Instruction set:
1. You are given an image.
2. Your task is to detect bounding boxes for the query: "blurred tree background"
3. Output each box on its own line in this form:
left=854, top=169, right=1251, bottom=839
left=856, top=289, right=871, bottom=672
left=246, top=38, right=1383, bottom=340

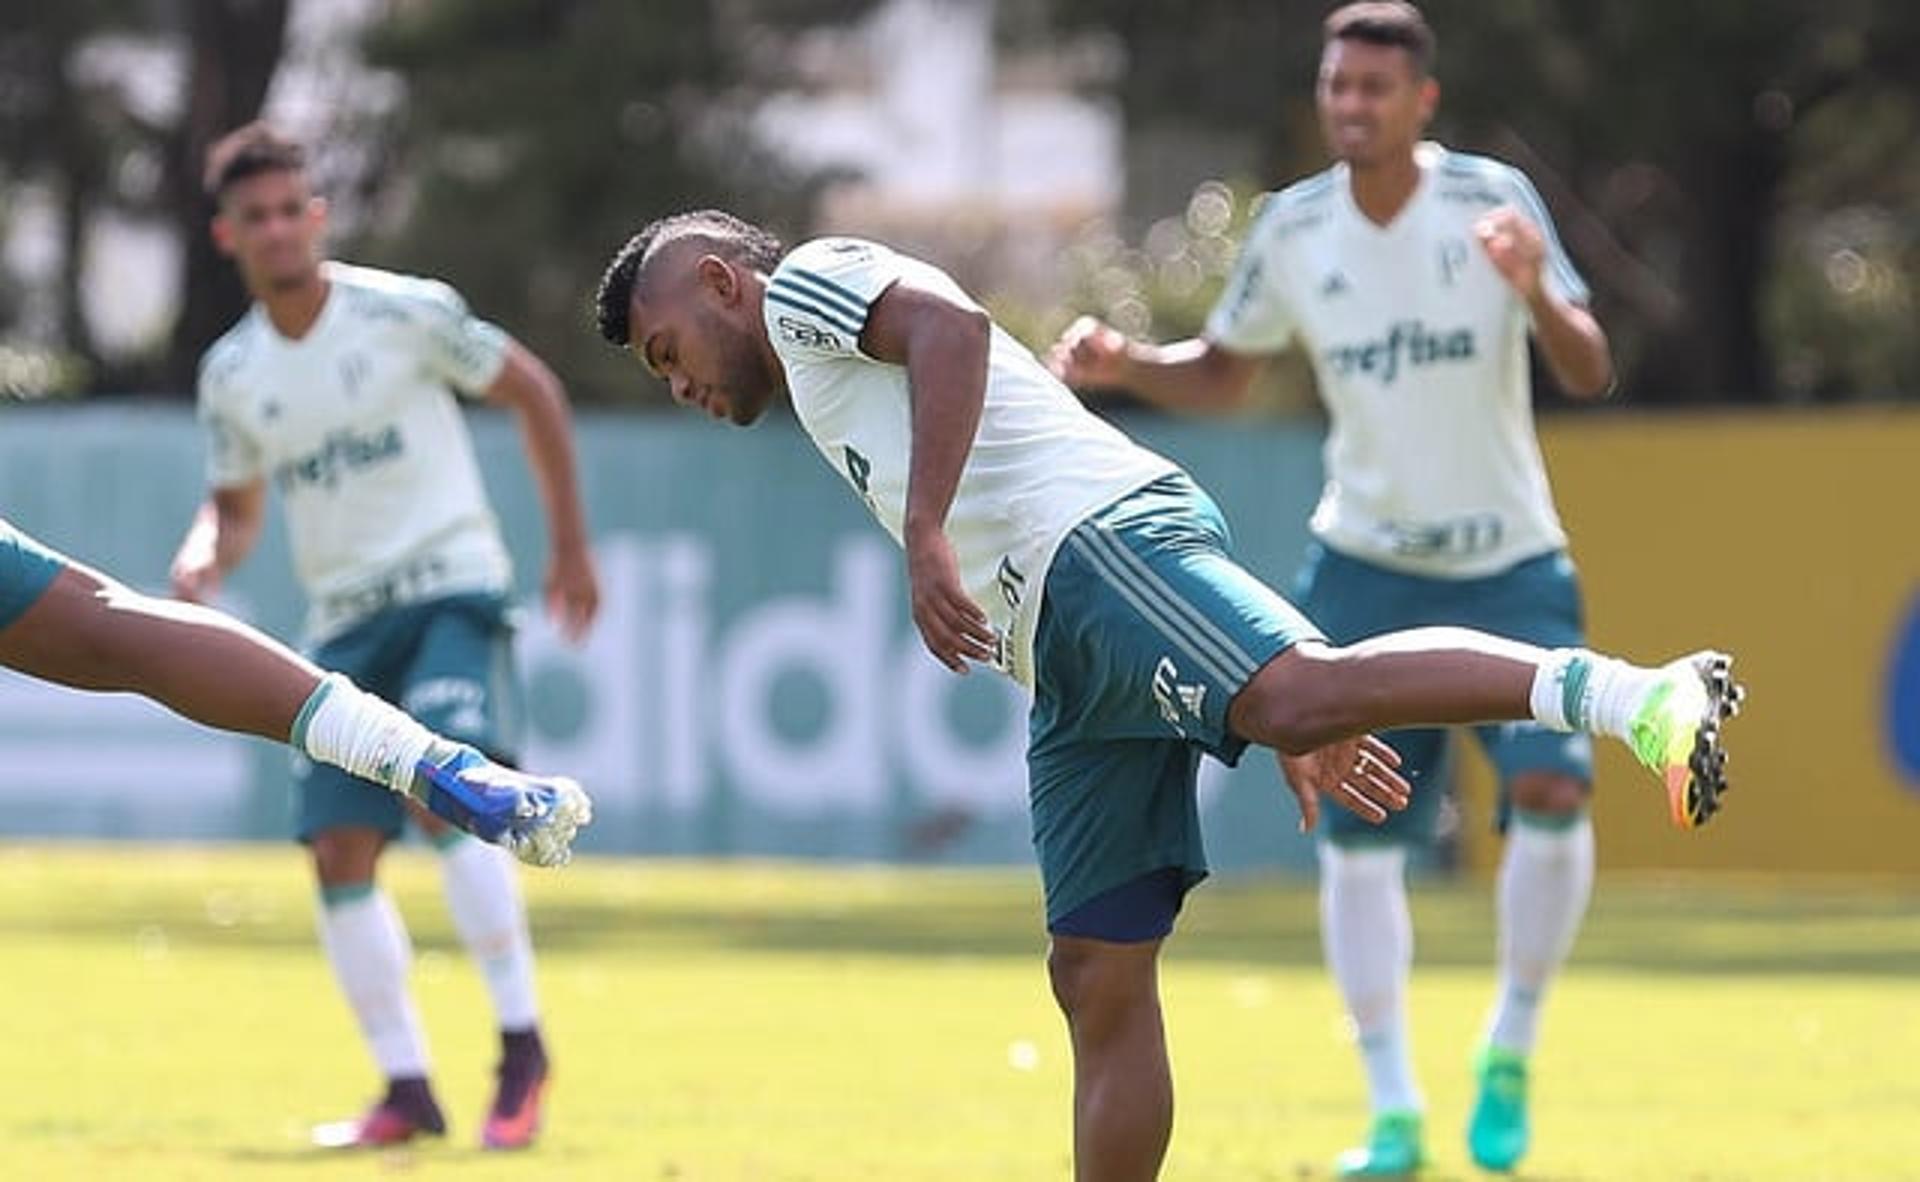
left=1, top=0, right=1915, bottom=406
left=353, top=0, right=874, bottom=404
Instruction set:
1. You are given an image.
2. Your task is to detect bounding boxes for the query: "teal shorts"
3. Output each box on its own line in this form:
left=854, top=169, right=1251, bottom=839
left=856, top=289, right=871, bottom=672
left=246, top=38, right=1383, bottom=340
left=1295, top=543, right=1593, bottom=845
left=296, top=593, right=523, bottom=842
left=1028, top=474, right=1323, bottom=933
left=0, top=518, right=67, bottom=633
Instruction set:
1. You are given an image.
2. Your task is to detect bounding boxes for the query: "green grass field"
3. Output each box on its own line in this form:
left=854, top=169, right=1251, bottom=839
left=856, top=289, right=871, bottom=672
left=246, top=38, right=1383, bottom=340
left=2, top=846, right=1915, bottom=1181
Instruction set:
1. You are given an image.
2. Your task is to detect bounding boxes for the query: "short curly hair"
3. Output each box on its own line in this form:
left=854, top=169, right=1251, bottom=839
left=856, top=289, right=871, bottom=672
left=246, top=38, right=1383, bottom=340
left=1324, top=2, right=1436, bottom=76
left=204, top=122, right=307, bottom=199
left=593, top=210, right=784, bottom=347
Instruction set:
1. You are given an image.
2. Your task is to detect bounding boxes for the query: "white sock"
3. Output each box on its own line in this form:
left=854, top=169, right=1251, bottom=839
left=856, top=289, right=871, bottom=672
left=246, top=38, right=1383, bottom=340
left=1319, top=843, right=1421, bottom=1116
left=1485, top=812, right=1595, bottom=1055
left=294, top=673, right=455, bottom=800
left=318, top=887, right=431, bottom=1079
left=437, top=834, right=541, bottom=1031
left=1528, top=649, right=1659, bottom=739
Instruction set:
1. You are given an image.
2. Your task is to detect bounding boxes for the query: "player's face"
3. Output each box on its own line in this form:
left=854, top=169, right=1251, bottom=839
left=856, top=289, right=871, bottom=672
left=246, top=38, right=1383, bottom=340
left=213, top=169, right=325, bottom=291
left=630, top=257, right=777, bottom=427
left=1315, top=40, right=1437, bottom=167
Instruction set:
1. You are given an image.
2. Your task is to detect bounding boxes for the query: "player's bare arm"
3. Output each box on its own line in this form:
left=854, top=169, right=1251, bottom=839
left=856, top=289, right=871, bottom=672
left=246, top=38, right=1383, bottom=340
left=1046, top=316, right=1263, bottom=413
left=859, top=278, right=999, bottom=674
left=485, top=340, right=601, bottom=643
left=1475, top=206, right=1613, bottom=398
left=170, top=479, right=267, bottom=604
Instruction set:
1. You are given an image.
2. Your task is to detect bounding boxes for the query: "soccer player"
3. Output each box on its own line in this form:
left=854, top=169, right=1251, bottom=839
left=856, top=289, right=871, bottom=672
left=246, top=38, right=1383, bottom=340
left=1046, top=3, right=1631, bottom=1173
left=169, top=123, right=600, bottom=1149
left=591, top=209, right=1740, bottom=1182
left=0, top=519, right=589, bottom=864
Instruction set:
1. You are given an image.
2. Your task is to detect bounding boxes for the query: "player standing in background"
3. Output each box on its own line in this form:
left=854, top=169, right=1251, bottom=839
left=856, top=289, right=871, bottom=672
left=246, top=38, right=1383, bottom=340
left=0, top=518, right=589, bottom=865
left=169, top=124, right=600, bottom=1150
left=592, top=209, right=1739, bottom=1182
left=1049, top=3, right=1623, bottom=1173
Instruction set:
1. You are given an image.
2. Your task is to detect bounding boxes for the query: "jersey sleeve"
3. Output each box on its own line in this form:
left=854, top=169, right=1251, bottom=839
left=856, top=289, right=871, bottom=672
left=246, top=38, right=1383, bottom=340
left=196, top=353, right=264, bottom=489
left=401, top=279, right=513, bottom=397
left=1499, top=166, right=1590, bottom=306
left=1203, top=202, right=1295, bottom=354
left=764, top=238, right=907, bottom=361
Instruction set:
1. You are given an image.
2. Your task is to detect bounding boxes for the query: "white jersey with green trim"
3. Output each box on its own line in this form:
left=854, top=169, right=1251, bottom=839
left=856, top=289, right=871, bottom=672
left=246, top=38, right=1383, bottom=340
left=1206, top=142, right=1589, bottom=579
left=197, top=261, right=513, bottom=640
left=765, top=237, right=1178, bottom=688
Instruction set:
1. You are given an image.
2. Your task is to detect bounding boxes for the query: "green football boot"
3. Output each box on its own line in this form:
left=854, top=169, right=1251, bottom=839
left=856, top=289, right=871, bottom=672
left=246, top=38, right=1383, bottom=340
left=1467, top=1046, right=1529, bottom=1172
left=1625, top=651, right=1744, bottom=828
left=1335, top=1110, right=1425, bottom=1178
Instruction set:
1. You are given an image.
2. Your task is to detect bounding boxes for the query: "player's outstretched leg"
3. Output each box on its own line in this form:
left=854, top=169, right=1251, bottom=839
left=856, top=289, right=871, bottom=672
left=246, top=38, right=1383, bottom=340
left=1226, top=629, right=1744, bottom=828
left=0, top=560, right=592, bottom=863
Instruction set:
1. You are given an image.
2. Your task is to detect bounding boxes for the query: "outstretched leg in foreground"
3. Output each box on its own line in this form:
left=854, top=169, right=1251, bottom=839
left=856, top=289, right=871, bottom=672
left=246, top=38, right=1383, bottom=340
left=0, top=561, right=590, bottom=863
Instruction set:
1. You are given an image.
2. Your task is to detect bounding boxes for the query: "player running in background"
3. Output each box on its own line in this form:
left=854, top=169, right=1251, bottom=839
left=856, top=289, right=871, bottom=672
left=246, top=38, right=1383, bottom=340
left=169, top=124, right=600, bottom=1150
left=0, top=518, right=588, bottom=864
left=1047, top=3, right=1634, bottom=1173
left=591, top=209, right=1740, bottom=1182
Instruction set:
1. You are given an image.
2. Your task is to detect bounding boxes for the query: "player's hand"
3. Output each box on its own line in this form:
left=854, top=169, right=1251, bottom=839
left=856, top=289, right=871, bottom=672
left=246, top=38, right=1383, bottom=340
left=544, top=541, right=600, bottom=645
left=169, top=548, right=223, bottom=605
left=1045, top=315, right=1133, bottom=391
left=1474, top=207, right=1547, bottom=301
left=1276, top=734, right=1409, bottom=834
left=905, top=525, right=997, bottom=674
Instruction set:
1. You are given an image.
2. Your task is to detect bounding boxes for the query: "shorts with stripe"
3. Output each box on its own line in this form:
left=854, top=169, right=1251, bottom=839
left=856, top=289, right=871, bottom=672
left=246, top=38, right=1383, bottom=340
left=1028, top=473, right=1323, bottom=932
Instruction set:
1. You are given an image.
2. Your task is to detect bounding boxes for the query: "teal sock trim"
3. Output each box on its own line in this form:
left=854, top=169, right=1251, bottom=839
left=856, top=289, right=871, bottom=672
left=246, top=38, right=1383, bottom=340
left=1510, top=806, right=1589, bottom=832
left=1320, top=830, right=1417, bottom=850
left=319, top=882, right=375, bottom=908
left=430, top=826, right=469, bottom=852
left=1559, top=654, right=1591, bottom=731
left=1478, top=1043, right=1528, bottom=1069
left=289, top=675, right=337, bottom=749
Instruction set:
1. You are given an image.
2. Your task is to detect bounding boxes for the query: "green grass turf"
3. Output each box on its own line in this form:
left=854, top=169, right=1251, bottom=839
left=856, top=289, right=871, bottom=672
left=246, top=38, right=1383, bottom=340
left=1, top=845, right=1915, bottom=1180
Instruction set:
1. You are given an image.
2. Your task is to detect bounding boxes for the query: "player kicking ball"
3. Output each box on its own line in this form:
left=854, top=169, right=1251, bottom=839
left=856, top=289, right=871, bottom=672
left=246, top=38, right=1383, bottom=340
left=0, top=519, right=589, bottom=864
left=591, top=210, right=1741, bottom=1182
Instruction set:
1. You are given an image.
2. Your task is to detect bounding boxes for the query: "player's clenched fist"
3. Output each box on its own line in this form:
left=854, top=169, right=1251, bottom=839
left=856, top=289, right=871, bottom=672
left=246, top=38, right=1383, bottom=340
left=1473, top=206, right=1548, bottom=300
left=1045, top=315, right=1133, bottom=391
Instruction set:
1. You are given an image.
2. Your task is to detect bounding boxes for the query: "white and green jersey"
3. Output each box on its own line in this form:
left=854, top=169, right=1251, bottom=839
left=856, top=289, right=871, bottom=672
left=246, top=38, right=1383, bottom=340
left=1206, top=142, right=1588, bottom=578
left=766, top=237, right=1178, bottom=687
left=198, top=261, right=513, bottom=640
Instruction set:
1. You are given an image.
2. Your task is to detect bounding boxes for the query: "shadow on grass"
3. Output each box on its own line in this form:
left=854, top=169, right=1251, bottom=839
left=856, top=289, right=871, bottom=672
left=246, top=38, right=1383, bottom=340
left=5, top=857, right=1917, bottom=978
